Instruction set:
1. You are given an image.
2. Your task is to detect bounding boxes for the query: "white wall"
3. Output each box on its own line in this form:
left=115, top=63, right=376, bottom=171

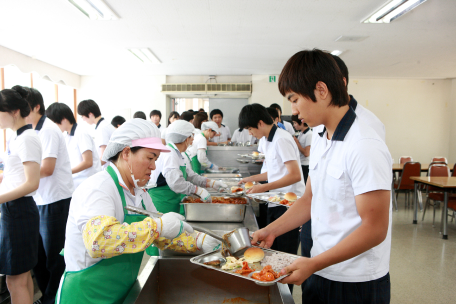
left=249, top=75, right=287, bottom=111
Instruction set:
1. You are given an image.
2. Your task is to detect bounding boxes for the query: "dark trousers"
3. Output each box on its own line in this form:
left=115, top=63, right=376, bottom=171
left=302, top=273, right=391, bottom=304
left=301, top=165, right=309, bottom=184
left=300, top=220, right=312, bottom=299
left=267, top=206, right=300, bottom=293
left=33, top=197, right=71, bottom=304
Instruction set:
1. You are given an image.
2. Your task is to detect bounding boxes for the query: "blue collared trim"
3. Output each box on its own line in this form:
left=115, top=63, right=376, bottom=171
left=349, top=95, right=358, bottom=111
left=95, top=117, right=104, bottom=130
left=35, top=115, right=46, bottom=131
left=17, top=124, right=32, bottom=136
left=317, top=107, right=356, bottom=141
left=70, top=123, right=77, bottom=136
left=267, top=124, right=278, bottom=142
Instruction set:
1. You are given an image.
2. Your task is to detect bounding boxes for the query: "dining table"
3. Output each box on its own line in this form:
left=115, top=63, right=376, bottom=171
left=392, top=163, right=454, bottom=173
left=410, top=176, right=456, bottom=239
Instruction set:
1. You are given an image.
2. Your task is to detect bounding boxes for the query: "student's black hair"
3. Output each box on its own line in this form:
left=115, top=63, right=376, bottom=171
left=149, top=110, right=162, bottom=119
left=77, top=99, right=101, bottom=118
left=46, top=102, right=76, bottom=124
left=111, top=116, right=126, bottom=128
left=238, top=104, right=273, bottom=129
left=0, top=88, right=31, bottom=118
left=198, top=108, right=205, bottom=112
left=331, top=54, right=349, bottom=87
left=12, top=85, right=45, bottom=115
left=270, top=103, right=282, bottom=114
left=210, top=109, right=223, bottom=119
left=167, top=111, right=180, bottom=126
left=193, top=112, right=208, bottom=130
left=187, top=109, right=194, bottom=113
left=279, top=49, right=349, bottom=107
left=133, top=111, right=146, bottom=120
left=266, top=107, right=279, bottom=120
left=180, top=111, right=193, bottom=122
left=292, top=114, right=308, bottom=127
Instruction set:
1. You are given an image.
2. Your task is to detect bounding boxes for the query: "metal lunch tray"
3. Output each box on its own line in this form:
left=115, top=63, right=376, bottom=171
left=247, top=192, right=300, bottom=208
left=181, top=195, right=249, bottom=222
left=236, top=158, right=251, bottom=164
left=190, top=247, right=300, bottom=286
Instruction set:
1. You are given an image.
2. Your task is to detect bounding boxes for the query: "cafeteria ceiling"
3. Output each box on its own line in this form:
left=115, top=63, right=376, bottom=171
left=1, top=0, right=455, bottom=79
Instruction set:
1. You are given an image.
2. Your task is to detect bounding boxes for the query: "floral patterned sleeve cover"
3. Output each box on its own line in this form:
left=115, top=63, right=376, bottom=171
left=83, top=215, right=200, bottom=258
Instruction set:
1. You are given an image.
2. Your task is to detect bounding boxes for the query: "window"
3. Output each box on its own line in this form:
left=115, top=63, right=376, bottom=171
left=174, top=98, right=209, bottom=113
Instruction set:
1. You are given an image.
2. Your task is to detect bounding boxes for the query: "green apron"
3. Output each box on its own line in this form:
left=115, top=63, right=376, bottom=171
left=190, top=132, right=206, bottom=174
left=56, top=166, right=149, bottom=304
left=148, top=143, right=188, bottom=217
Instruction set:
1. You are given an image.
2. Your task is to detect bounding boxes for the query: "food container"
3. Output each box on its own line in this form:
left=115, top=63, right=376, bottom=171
left=224, top=227, right=252, bottom=253
left=181, top=196, right=248, bottom=222
left=191, top=247, right=300, bottom=286
left=205, top=167, right=240, bottom=173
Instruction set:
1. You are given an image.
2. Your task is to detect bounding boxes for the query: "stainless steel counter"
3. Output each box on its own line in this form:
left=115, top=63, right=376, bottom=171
left=207, top=146, right=262, bottom=175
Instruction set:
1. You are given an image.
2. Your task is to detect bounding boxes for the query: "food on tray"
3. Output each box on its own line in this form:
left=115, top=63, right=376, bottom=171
left=251, top=265, right=280, bottom=282
left=284, top=192, right=297, bottom=202
left=244, top=182, right=254, bottom=190
left=235, top=261, right=255, bottom=275
left=261, top=253, right=297, bottom=272
left=203, top=260, right=221, bottom=266
left=243, top=247, right=265, bottom=263
left=231, top=186, right=244, bottom=193
left=221, top=257, right=245, bottom=270
left=268, top=195, right=281, bottom=202
left=252, top=152, right=259, bottom=157
left=184, top=197, right=247, bottom=205
left=279, top=199, right=294, bottom=206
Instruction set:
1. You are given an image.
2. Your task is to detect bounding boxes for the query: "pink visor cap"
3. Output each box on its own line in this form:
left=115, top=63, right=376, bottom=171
left=131, top=137, right=171, bottom=152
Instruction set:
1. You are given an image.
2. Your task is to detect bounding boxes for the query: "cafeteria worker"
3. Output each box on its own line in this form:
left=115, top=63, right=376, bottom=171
left=56, top=119, right=220, bottom=304
left=149, top=120, right=228, bottom=215
left=188, top=121, right=222, bottom=174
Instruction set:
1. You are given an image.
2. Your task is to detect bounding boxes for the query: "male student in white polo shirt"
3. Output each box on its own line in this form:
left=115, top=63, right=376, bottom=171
left=18, top=85, right=74, bottom=304
left=209, top=109, right=231, bottom=144
left=252, top=49, right=392, bottom=304
left=238, top=103, right=305, bottom=293
left=46, top=103, right=101, bottom=190
left=77, top=99, right=115, bottom=169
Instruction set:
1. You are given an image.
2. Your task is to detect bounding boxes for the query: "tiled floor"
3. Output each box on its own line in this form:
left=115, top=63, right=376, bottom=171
left=291, top=195, right=456, bottom=304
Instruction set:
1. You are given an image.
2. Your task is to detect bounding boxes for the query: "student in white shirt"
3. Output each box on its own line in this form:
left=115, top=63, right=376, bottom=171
left=46, top=103, right=101, bottom=190
left=238, top=103, right=305, bottom=293
left=77, top=99, right=116, bottom=170
left=231, top=128, right=256, bottom=144
left=160, top=111, right=180, bottom=145
left=291, top=115, right=312, bottom=182
left=209, top=109, right=231, bottom=144
left=20, top=86, right=74, bottom=304
left=270, top=103, right=295, bottom=135
left=149, top=109, right=163, bottom=131
left=253, top=49, right=392, bottom=304
left=0, top=88, right=42, bottom=304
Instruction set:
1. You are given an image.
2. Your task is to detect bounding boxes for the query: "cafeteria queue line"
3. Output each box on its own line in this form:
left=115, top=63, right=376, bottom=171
left=0, top=49, right=453, bottom=304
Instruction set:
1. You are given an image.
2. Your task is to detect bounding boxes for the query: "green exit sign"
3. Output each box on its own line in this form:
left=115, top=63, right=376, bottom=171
left=269, top=76, right=277, bottom=83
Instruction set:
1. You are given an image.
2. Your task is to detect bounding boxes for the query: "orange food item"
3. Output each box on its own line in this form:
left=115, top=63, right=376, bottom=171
left=186, top=197, right=247, bottom=205
left=231, top=188, right=243, bottom=193
left=251, top=265, right=280, bottom=282
left=235, top=261, right=254, bottom=275
left=279, top=199, right=289, bottom=205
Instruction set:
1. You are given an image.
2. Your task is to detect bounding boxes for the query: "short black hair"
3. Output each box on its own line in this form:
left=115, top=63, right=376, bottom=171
left=180, top=111, right=193, bottom=122
left=46, top=102, right=76, bottom=124
left=78, top=99, right=101, bottom=118
left=168, top=111, right=180, bottom=126
left=239, top=104, right=273, bottom=129
left=133, top=111, right=146, bottom=120
left=331, top=54, right=349, bottom=87
left=266, top=107, right=279, bottom=120
left=291, top=114, right=302, bottom=125
left=279, top=49, right=348, bottom=107
left=13, top=85, right=45, bottom=115
left=199, top=108, right=205, bottom=112
left=210, top=109, right=223, bottom=119
left=270, top=103, right=282, bottom=113
left=188, top=109, right=194, bottom=112
left=111, top=116, right=126, bottom=128
left=149, top=110, right=162, bottom=119
left=0, top=88, right=31, bottom=118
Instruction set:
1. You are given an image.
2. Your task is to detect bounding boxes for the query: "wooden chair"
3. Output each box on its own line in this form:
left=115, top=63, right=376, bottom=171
left=422, top=163, right=451, bottom=226
left=394, top=162, right=421, bottom=207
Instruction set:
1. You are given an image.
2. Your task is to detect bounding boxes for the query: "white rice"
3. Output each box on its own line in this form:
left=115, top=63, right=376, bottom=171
left=260, top=253, right=297, bottom=271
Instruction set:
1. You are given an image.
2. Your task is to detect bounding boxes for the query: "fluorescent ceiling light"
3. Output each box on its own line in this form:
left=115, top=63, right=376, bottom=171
left=128, top=48, right=162, bottom=64
left=331, top=50, right=343, bottom=56
left=362, top=0, right=427, bottom=23
left=68, top=0, right=119, bottom=20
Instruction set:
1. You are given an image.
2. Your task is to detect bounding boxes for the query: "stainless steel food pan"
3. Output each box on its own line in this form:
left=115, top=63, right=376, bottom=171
left=181, top=197, right=247, bottom=222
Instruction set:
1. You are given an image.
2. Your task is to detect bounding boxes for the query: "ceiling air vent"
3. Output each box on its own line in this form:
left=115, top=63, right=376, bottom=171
left=161, top=83, right=252, bottom=94
left=335, top=36, right=369, bottom=42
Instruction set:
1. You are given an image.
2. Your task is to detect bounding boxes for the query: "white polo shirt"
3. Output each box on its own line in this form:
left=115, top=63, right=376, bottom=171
left=231, top=128, right=256, bottom=144
left=187, top=133, right=207, bottom=157
left=264, top=125, right=305, bottom=206
left=95, top=118, right=116, bottom=170
left=309, top=107, right=392, bottom=282
left=0, top=126, right=42, bottom=196
left=65, top=123, right=101, bottom=190
left=64, top=164, right=157, bottom=271
left=297, top=128, right=313, bottom=166
left=34, top=116, right=74, bottom=205
left=210, top=124, right=231, bottom=143
left=160, top=127, right=167, bottom=139
left=257, top=137, right=268, bottom=174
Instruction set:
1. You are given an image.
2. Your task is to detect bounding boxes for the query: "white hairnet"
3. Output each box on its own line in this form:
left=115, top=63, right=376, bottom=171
left=165, top=120, right=195, bottom=144
left=102, top=118, right=161, bottom=162
left=201, top=121, right=220, bottom=133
